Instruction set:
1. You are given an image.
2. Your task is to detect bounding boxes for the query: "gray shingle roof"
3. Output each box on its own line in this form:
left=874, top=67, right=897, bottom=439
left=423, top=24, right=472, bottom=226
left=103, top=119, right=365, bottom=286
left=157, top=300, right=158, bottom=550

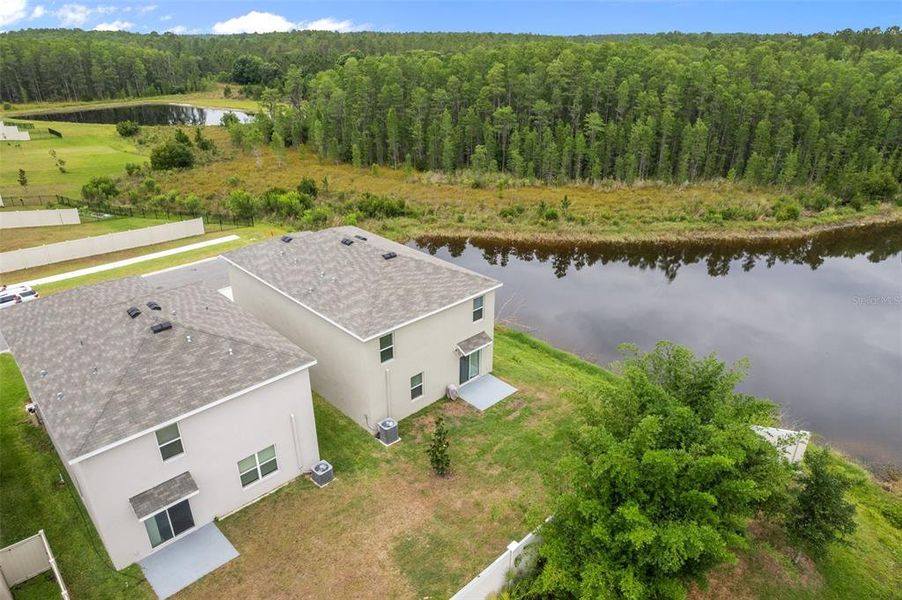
left=222, top=226, right=500, bottom=341
left=0, top=277, right=314, bottom=462
left=456, top=331, right=493, bottom=356
left=130, top=471, right=198, bottom=519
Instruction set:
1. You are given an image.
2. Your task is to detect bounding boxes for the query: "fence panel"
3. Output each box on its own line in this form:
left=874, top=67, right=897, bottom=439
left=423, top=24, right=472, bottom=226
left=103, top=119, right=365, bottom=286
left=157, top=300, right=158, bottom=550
left=451, top=529, right=543, bottom=600
left=0, top=218, right=206, bottom=272
left=0, top=531, right=68, bottom=599
left=0, top=209, right=80, bottom=229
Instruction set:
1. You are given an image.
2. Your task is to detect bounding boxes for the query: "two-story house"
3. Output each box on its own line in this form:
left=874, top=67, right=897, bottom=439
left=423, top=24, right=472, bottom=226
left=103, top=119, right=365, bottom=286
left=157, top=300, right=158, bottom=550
left=1, top=277, right=321, bottom=569
left=222, top=226, right=503, bottom=435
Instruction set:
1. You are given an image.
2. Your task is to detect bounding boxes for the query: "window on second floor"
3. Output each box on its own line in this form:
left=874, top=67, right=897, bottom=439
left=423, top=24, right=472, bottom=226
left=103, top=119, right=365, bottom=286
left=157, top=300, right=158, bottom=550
left=473, top=296, right=484, bottom=322
left=379, top=333, right=394, bottom=363
left=155, top=423, right=183, bottom=461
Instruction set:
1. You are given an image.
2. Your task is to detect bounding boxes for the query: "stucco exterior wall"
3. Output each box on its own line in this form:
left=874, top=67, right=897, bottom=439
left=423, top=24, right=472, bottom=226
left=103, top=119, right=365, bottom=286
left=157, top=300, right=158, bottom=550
left=228, top=261, right=495, bottom=431
left=71, top=368, right=318, bottom=569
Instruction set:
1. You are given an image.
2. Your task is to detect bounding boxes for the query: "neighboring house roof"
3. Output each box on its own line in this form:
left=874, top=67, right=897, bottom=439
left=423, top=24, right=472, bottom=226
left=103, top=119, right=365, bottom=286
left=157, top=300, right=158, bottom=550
left=1, top=277, right=315, bottom=463
left=222, top=226, right=501, bottom=341
left=130, top=471, right=198, bottom=520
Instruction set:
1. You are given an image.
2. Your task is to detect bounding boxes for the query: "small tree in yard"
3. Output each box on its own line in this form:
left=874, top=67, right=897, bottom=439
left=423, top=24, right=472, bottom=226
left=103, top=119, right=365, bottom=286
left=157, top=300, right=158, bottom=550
left=17, top=168, right=27, bottom=191
left=116, top=120, right=140, bottom=137
left=428, top=416, right=451, bottom=476
left=228, top=190, right=258, bottom=221
left=786, top=447, right=857, bottom=561
left=536, top=342, right=792, bottom=600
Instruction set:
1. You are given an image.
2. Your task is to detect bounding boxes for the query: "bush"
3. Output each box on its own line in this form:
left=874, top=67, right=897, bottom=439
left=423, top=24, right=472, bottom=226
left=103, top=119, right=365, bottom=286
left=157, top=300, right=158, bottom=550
left=304, top=206, right=330, bottom=227
left=124, top=162, right=143, bottom=177
left=182, top=194, right=203, bottom=216
left=228, top=190, right=258, bottom=220
left=797, top=188, right=837, bottom=212
left=786, top=447, right=857, bottom=560
left=356, top=193, right=410, bottom=219
left=499, top=204, right=526, bottom=220
left=150, top=140, right=194, bottom=170
left=220, top=112, right=240, bottom=128
left=772, top=196, right=802, bottom=221
left=542, top=208, right=559, bottom=221
left=427, top=416, right=450, bottom=476
left=298, top=176, right=318, bottom=198
left=115, top=120, right=140, bottom=137
left=81, top=176, right=119, bottom=205
left=173, top=129, right=193, bottom=147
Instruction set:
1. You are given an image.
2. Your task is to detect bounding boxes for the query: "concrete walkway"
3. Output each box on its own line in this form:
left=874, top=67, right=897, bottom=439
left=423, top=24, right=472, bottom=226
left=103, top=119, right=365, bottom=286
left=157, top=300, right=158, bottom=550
left=459, top=374, right=518, bottom=411
left=12, top=235, right=238, bottom=287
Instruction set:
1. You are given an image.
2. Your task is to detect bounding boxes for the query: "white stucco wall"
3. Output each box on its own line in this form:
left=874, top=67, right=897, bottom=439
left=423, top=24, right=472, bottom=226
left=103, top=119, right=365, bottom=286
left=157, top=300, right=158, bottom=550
left=228, top=262, right=495, bottom=431
left=70, top=367, right=319, bottom=569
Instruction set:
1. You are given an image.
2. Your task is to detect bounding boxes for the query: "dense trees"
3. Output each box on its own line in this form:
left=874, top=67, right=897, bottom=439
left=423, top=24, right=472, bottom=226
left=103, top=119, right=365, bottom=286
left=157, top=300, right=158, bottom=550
left=3, top=29, right=900, bottom=188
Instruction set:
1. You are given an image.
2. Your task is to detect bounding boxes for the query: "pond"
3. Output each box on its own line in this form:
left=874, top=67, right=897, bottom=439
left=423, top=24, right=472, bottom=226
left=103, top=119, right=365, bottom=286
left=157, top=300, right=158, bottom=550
left=413, top=224, right=902, bottom=469
left=16, top=104, right=252, bottom=126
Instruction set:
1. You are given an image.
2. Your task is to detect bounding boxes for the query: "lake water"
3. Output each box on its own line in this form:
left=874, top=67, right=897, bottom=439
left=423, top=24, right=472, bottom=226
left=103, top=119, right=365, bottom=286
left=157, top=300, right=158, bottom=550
left=413, top=225, right=902, bottom=468
left=17, top=104, right=252, bottom=126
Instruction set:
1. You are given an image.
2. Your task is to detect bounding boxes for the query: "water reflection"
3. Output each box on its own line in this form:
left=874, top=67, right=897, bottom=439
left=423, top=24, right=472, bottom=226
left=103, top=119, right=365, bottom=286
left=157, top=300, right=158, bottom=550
left=418, top=223, right=902, bottom=281
left=413, top=223, right=902, bottom=468
left=18, top=104, right=252, bottom=126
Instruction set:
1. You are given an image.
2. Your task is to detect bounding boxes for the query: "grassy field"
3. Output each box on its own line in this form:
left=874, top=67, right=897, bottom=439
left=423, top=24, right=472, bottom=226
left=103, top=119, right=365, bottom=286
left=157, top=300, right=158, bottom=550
left=0, top=331, right=898, bottom=599
left=0, top=216, right=171, bottom=252
left=0, top=120, right=146, bottom=198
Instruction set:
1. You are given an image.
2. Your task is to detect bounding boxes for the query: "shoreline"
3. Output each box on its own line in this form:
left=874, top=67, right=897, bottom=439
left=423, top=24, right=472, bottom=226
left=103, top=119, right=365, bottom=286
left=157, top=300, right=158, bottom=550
left=409, top=211, right=902, bottom=248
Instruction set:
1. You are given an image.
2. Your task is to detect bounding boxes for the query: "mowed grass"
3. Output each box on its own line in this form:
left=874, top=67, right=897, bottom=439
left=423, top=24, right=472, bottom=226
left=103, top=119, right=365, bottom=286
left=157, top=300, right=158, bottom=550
left=0, top=354, right=154, bottom=599
left=0, top=120, right=146, bottom=198
left=0, top=216, right=171, bottom=252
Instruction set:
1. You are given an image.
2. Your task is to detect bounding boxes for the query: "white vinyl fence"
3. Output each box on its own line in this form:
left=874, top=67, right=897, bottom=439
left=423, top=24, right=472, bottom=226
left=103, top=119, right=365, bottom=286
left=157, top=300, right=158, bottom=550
left=0, top=209, right=80, bottom=229
left=452, top=520, right=548, bottom=600
left=0, top=530, right=68, bottom=599
left=0, top=218, right=205, bottom=272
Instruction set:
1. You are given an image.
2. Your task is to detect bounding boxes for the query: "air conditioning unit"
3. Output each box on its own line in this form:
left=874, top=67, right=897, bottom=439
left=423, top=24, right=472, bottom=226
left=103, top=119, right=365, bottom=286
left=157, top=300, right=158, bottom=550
left=311, top=460, right=334, bottom=487
left=446, top=384, right=460, bottom=400
left=377, top=418, right=400, bottom=446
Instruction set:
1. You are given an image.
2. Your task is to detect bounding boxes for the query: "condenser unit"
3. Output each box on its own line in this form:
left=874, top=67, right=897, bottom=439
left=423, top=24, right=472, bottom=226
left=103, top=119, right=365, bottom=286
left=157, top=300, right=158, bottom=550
left=377, top=418, right=400, bottom=446
left=311, top=460, right=334, bottom=487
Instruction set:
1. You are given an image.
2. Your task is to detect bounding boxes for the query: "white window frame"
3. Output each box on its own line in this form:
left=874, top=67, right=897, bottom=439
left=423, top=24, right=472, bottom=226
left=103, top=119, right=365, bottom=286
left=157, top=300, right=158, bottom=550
left=472, top=296, right=484, bottom=322
left=238, top=445, right=279, bottom=489
left=143, top=496, right=196, bottom=549
left=410, top=372, right=424, bottom=401
left=155, top=423, right=184, bottom=462
left=379, top=333, right=395, bottom=363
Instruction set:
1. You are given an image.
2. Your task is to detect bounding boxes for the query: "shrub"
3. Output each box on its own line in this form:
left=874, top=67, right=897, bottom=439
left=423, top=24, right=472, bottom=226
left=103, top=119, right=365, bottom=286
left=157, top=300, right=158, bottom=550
left=220, top=112, right=240, bottom=128
left=297, top=176, right=318, bottom=198
left=304, top=206, right=330, bottom=227
left=786, top=447, right=857, bottom=561
left=182, top=194, right=203, bottom=216
left=228, top=190, right=258, bottom=220
left=356, top=193, right=410, bottom=219
left=194, top=127, right=215, bottom=152
left=173, top=129, right=193, bottom=147
left=124, top=162, right=143, bottom=177
left=427, top=416, right=450, bottom=476
left=115, top=120, right=140, bottom=137
left=797, top=188, right=837, bottom=212
left=773, top=196, right=802, bottom=221
left=81, top=176, right=119, bottom=205
left=542, top=208, right=560, bottom=221
left=150, top=140, right=194, bottom=170
left=499, top=204, right=526, bottom=220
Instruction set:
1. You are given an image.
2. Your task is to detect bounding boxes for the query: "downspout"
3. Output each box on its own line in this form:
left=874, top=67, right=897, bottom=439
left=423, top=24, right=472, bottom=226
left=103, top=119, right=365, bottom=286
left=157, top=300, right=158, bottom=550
left=384, top=367, right=392, bottom=419
left=289, top=413, right=304, bottom=471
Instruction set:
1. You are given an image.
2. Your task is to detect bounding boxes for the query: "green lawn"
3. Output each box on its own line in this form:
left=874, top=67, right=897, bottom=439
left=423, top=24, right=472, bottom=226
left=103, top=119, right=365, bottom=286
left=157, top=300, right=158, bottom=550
left=0, top=120, right=146, bottom=198
left=0, top=354, right=153, bottom=599
left=1, top=331, right=898, bottom=599
left=0, top=216, right=171, bottom=252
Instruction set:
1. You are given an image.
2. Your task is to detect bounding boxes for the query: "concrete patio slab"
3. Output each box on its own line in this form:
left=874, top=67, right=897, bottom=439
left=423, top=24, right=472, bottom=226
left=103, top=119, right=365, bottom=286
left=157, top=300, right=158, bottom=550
left=139, top=523, right=238, bottom=599
left=459, top=374, right=517, bottom=411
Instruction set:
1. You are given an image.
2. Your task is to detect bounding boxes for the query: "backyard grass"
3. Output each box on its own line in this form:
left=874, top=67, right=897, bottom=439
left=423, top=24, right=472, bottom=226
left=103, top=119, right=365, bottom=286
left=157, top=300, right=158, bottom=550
left=0, top=331, right=898, bottom=599
left=0, top=354, right=154, bottom=599
left=0, top=216, right=171, bottom=252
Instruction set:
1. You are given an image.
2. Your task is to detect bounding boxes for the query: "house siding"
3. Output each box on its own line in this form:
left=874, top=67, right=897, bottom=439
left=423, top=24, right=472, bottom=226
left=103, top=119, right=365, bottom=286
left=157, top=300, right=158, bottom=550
left=72, top=368, right=318, bottom=569
left=228, top=262, right=496, bottom=431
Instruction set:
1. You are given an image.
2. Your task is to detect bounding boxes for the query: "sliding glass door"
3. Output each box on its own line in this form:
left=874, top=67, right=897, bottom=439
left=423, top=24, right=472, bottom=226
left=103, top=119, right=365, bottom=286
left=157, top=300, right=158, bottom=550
left=459, top=349, right=481, bottom=384
left=145, top=499, right=195, bottom=548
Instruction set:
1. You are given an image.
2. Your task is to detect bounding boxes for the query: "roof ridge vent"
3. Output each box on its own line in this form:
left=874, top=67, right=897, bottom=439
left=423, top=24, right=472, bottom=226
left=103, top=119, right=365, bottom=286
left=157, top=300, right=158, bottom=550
left=341, top=238, right=354, bottom=246
left=382, top=251, right=398, bottom=260
left=281, top=235, right=293, bottom=243
left=127, top=306, right=141, bottom=319
left=150, top=321, right=173, bottom=334
left=146, top=301, right=161, bottom=311
left=354, top=234, right=367, bottom=241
